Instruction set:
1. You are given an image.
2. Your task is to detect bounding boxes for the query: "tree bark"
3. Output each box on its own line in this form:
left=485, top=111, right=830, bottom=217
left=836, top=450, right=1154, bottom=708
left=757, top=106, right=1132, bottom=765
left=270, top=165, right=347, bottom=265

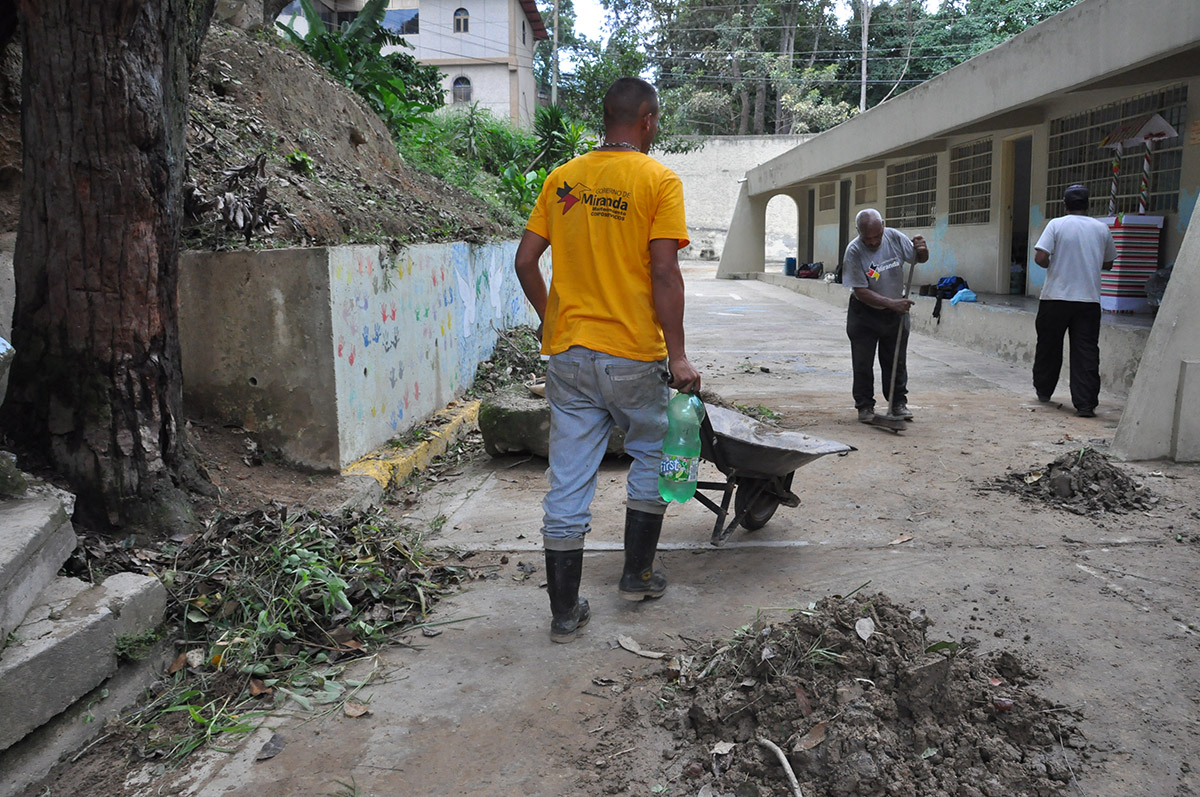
left=732, top=58, right=749, bottom=135
left=859, top=0, right=874, bottom=112
left=5, top=0, right=214, bottom=531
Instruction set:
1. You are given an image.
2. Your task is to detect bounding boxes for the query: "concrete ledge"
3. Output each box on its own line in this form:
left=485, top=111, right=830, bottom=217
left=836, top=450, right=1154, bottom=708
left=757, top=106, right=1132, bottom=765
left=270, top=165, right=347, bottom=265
left=0, top=497, right=76, bottom=642
left=0, top=579, right=117, bottom=752
left=0, top=642, right=172, bottom=797
left=743, top=272, right=1151, bottom=397
left=342, top=400, right=480, bottom=489
left=0, top=572, right=168, bottom=755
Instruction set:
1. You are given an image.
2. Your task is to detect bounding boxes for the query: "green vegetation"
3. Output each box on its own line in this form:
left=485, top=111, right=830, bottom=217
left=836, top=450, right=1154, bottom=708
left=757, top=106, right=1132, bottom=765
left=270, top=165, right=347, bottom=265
left=122, top=507, right=469, bottom=765
left=115, top=627, right=165, bottom=662
left=278, top=0, right=442, bottom=136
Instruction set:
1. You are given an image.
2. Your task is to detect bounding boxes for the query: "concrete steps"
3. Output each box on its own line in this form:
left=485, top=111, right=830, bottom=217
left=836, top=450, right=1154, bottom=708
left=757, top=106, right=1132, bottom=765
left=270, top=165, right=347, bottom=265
left=0, top=486, right=168, bottom=797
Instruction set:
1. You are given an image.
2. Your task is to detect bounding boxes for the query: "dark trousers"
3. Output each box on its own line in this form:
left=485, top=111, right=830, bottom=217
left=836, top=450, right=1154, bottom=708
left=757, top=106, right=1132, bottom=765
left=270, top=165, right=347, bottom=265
left=1033, top=300, right=1101, bottom=411
left=847, top=296, right=908, bottom=411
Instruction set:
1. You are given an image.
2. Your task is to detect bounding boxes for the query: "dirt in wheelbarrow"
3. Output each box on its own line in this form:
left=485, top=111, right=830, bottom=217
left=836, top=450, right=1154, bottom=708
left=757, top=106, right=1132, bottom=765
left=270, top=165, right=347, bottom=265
left=584, top=592, right=1088, bottom=797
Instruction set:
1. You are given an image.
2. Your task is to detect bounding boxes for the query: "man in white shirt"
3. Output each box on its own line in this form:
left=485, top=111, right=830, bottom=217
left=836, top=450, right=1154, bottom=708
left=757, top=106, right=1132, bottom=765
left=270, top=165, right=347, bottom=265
left=1032, top=185, right=1116, bottom=417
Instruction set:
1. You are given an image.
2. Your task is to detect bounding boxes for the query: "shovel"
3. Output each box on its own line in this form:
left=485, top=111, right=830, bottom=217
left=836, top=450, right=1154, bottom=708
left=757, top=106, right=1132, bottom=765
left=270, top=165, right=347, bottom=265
left=871, top=257, right=918, bottom=433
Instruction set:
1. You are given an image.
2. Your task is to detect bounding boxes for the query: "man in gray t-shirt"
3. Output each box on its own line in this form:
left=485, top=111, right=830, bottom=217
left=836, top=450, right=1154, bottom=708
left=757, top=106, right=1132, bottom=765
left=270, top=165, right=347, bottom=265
left=1031, top=184, right=1115, bottom=417
left=842, top=209, right=929, bottom=423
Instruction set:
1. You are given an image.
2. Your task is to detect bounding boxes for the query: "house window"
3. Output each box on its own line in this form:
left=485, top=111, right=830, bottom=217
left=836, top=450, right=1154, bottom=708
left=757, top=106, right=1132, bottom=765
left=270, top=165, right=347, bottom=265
left=382, top=9, right=419, bottom=35
left=854, top=171, right=877, bottom=205
left=454, top=7, right=469, bottom=33
left=885, top=155, right=937, bottom=228
left=818, top=183, right=835, bottom=211
left=522, top=20, right=526, bottom=45
left=948, top=138, right=992, bottom=225
left=1046, top=84, right=1187, bottom=218
left=453, top=76, right=471, bottom=103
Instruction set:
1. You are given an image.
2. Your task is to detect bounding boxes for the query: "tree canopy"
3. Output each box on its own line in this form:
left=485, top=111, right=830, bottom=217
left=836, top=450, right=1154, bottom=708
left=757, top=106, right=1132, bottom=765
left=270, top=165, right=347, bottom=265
left=541, top=0, right=1080, bottom=136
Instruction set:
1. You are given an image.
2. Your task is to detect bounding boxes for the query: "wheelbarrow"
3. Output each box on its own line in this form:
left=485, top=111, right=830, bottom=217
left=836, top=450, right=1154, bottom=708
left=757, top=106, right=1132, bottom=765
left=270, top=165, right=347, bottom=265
left=694, top=403, right=854, bottom=546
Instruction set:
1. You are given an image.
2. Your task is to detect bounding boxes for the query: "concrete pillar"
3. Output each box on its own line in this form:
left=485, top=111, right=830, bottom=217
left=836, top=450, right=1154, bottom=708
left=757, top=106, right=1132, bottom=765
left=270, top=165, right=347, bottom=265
left=1111, top=219, right=1200, bottom=461
left=717, top=182, right=767, bottom=278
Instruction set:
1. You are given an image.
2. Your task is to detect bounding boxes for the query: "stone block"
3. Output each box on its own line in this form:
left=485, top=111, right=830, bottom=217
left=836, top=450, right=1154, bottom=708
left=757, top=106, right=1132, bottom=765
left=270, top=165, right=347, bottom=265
left=478, top=384, right=625, bottom=458
left=0, top=581, right=117, bottom=752
left=94, top=572, right=168, bottom=640
left=0, top=497, right=76, bottom=643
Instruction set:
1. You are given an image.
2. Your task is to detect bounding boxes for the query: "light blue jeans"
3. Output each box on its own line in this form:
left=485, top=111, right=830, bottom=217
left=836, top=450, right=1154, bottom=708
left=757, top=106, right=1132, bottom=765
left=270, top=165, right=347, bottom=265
left=541, top=346, right=670, bottom=551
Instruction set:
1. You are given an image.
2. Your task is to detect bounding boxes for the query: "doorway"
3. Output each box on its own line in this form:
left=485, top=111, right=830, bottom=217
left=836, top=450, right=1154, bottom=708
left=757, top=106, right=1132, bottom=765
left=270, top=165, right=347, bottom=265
left=837, top=179, right=852, bottom=264
left=1005, top=137, right=1032, bottom=294
left=805, top=188, right=815, bottom=264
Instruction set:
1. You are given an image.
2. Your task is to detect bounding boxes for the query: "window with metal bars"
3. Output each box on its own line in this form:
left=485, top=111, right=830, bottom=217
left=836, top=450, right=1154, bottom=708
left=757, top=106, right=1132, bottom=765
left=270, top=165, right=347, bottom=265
left=886, top=155, right=937, bottom=228
left=1046, top=84, right=1187, bottom=218
left=948, top=138, right=992, bottom=225
left=854, top=171, right=877, bottom=205
left=818, top=183, right=835, bottom=211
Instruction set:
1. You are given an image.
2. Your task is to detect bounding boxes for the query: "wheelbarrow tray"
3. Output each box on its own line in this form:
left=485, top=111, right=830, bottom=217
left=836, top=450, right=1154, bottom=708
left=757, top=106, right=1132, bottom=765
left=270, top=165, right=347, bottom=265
left=693, top=403, right=854, bottom=545
left=699, top=404, right=852, bottom=477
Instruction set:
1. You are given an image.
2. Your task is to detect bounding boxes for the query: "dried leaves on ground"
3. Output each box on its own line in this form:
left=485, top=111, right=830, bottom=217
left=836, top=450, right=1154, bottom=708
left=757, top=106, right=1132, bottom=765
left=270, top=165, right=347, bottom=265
left=590, top=593, right=1087, bottom=797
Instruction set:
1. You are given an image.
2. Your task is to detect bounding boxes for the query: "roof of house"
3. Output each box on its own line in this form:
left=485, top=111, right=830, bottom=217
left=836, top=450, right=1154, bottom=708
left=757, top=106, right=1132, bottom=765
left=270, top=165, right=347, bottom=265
left=518, top=0, right=549, bottom=40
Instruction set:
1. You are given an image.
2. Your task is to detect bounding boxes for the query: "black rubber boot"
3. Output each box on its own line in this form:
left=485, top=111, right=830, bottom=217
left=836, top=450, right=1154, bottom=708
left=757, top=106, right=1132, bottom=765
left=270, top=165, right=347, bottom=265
left=545, top=548, right=590, bottom=643
left=618, top=509, right=668, bottom=601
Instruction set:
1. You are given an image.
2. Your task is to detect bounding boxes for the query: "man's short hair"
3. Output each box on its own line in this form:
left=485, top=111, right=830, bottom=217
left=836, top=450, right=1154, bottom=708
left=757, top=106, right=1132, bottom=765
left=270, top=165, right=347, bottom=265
left=603, top=78, right=658, bottom=126
left=1063, top=184, right=1089, bottom=211
left=855, top=208, right=883, bottom=232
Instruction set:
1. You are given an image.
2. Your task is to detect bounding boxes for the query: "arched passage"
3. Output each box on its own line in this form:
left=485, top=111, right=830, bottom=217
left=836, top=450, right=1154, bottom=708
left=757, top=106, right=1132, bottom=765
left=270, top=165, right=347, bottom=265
left=765, top=193, right=800, bottom=270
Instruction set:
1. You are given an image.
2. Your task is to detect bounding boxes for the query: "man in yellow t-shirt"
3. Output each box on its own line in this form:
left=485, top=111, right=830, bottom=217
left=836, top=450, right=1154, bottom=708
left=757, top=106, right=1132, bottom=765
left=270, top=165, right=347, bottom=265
left=514, top=77, right=701, bottom=644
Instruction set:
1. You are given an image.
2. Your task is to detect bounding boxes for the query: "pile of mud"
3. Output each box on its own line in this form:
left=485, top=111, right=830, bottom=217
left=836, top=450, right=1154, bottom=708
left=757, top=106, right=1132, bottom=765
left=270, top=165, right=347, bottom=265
left=990, top=447, right=1157, bottom=515
left=590, top=593, right=1086, bottom=796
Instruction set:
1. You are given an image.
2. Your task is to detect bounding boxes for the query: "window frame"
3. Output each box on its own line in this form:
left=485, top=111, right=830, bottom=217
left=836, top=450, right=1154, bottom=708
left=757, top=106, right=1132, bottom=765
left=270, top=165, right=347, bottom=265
left=885, top=155, right=938, bottom=229
left=452, top=75, right=472, bottom=103
left=453, top=7, right=469, bottom=33
left=948, top=138, right=993, bottom=226
left=1046, top=84, right=1187, bottom=218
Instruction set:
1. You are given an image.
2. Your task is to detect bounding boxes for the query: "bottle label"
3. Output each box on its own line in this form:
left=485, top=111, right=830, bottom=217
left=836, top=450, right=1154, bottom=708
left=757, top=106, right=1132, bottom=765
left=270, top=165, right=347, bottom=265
left=659, top=454, right=698, bottom=482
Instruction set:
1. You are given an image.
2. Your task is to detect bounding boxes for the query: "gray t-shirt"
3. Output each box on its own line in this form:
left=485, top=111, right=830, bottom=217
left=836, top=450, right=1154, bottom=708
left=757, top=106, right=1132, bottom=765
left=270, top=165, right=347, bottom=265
left=1033, top=214, right=1116, bottom=303
left=842, top=227, right=916, bottom=300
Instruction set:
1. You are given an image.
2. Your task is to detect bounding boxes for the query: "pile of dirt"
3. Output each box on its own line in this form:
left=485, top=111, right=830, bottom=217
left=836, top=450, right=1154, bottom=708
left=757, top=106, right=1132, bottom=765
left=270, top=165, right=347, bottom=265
left=182, top=24, right=517, bottom=250
left=988, top=447, right=1158, bottom=515
left=589, top=593, right=1086, bottom=796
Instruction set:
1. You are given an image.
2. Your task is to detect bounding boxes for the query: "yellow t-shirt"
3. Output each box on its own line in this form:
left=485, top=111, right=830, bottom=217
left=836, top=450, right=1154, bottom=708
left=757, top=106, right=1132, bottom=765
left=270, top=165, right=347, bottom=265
left=526, top=150, right=689, bottom=361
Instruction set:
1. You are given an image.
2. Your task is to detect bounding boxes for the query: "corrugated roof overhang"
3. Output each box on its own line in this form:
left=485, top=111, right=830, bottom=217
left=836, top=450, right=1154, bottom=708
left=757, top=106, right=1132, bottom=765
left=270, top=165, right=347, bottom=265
left=519, top=0, right=549, bottom=40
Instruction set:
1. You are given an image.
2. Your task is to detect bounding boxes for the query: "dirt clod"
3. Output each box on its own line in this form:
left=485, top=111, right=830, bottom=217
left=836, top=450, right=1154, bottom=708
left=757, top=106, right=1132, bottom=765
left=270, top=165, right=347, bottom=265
left=590, top=593, right=1088, bottom=796
left=989, top=447, right=1156, bottom=515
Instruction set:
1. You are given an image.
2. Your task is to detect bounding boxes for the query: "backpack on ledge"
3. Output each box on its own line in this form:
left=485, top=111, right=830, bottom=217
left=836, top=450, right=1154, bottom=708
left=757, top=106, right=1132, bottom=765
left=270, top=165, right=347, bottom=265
left=936, top=276, right=969, bottom=299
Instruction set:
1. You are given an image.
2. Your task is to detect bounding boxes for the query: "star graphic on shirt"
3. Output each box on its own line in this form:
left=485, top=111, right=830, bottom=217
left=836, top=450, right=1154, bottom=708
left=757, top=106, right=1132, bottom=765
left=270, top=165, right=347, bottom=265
left=555, top=181, right=580, bottom=214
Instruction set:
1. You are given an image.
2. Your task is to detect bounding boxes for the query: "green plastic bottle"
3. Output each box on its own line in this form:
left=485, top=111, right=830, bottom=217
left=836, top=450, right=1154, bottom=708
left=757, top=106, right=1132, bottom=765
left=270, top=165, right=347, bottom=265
left=658, top=392, right=706, bottom=503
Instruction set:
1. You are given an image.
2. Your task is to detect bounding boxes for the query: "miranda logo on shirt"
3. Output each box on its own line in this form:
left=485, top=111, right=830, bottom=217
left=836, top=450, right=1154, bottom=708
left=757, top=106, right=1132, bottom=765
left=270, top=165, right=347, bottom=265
left=555, top=181, right=582, bottom=214
left=866, top=257, right=901, bottom=280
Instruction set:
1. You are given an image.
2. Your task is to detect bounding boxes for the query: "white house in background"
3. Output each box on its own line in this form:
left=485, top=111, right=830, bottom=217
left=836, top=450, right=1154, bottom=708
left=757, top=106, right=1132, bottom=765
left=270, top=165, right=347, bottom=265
left=280, top=0, right=548, bottom=127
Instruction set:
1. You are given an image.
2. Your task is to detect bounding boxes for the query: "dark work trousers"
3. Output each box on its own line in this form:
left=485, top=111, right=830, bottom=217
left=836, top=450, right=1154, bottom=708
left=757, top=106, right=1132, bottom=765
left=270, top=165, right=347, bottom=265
left=1033, top=299, right=1101, bottom=411
left=846, top=296, right=909, bottom=411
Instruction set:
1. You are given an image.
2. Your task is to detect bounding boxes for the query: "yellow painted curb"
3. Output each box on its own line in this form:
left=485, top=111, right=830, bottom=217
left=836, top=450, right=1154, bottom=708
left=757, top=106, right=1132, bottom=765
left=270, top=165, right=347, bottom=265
left=342, top=400, right=481, bottom=489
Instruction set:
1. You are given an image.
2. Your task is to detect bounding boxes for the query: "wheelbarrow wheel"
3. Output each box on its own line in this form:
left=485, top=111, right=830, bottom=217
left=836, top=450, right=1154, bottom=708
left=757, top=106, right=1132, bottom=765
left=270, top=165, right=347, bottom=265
left=735, top=477, right=780, bottom=531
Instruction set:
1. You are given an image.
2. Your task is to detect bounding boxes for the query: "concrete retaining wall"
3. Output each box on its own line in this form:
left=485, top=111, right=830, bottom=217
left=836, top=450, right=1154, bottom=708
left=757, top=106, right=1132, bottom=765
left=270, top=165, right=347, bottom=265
left=180, top=242, right=540, bottom=470
left=747, top=273, right=1149, bottom=397
left=656, top=136, right=813, bottom=261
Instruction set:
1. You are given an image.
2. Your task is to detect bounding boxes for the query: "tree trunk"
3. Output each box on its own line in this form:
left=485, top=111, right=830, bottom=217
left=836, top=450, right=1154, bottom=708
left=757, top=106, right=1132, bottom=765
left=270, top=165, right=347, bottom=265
left=5, top=0, right=213, bottom=531
left=732, top=59, right=750, bottom=135
left=774, top=0, right=798, bottom=134
left=859, top=0, right=874, bottom=112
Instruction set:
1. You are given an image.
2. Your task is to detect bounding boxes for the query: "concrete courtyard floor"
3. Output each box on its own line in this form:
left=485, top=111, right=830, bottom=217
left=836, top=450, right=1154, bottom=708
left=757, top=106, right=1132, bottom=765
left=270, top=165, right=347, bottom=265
left=126, top=262, right=1198, bottom=796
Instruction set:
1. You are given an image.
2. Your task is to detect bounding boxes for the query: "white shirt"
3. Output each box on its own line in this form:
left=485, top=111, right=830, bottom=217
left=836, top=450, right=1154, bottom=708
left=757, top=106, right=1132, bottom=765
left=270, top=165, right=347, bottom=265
left=1034, top=214, right=1117, bottom=303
